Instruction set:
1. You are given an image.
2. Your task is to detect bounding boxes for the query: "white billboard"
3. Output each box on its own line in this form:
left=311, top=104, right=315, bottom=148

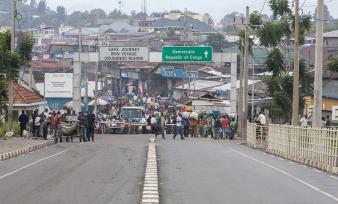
left=45, top=73, right=73, bottom=98
left=100, top=47, right=149, bottom=62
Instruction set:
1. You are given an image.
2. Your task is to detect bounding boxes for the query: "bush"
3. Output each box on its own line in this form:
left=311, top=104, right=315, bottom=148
left=0, top=122, right=20, bottom=137
left=0, top=123, right=7, bottom=137
left=13, top=121, right=20, bottom=136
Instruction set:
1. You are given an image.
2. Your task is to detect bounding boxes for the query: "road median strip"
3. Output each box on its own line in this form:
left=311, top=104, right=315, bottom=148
left=142, top=138, right=159, bottom=204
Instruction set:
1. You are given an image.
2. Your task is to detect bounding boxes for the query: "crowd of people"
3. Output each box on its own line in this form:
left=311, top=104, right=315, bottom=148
left=18, top=109, right=96, bottom=142
left=141, top=111, right=238, bottom=140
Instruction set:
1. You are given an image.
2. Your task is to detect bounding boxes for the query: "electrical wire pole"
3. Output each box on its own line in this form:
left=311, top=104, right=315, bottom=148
left=292, top=0, right=300, bottom=126
left=8, top=0, right=16, bottom=132
left=242, top=6, right=250, bottom=138
left=313, top=0, right=324, bottom=128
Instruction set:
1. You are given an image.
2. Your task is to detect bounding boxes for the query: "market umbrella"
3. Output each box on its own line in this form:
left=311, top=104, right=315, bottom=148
left=64, top=101, right=85, bottom=109
left=88, top=98, right=108, bottom=106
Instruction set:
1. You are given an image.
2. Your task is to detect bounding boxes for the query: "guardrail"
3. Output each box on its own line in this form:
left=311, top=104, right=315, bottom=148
left=267, top=124, right=338, bottom=173
left=247, top=123, right=268, bottom=148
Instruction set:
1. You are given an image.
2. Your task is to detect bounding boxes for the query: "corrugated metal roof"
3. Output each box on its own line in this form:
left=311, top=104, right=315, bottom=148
left=324, top=30, right=338, bottom=38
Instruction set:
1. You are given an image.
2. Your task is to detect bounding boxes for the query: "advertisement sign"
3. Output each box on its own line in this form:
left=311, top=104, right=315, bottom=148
left=100, top=47, right=149, bottom=62
left=160, top=66, right=199, bottom=79
left=45, top=73, right=73, bottom=98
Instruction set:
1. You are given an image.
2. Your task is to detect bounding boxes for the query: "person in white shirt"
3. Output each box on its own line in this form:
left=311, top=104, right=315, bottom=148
left=257, top=112, right=267, bottom=125
left=300, top=115, right=308, bottom=127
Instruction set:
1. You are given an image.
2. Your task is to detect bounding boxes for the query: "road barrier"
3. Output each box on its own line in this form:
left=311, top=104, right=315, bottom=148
left=247, top=123, right=338, bottom=174
left=247, top=123, right=267, bottom=148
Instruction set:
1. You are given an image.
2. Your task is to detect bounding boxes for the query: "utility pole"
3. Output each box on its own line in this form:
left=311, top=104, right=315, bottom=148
left=313, top=0, right=324, bottom=128
left=183, top=8, right=191, bottom=94
left=238, top=44, right=244, bottom=137
left=251, top=58, right=255, bottom=121
left=292, top=0, right=300, bottom=126
left=7, top=0, right=16, bottom=132
left=94, top=35, right=100, bottom=118
left=242, top=6, right=250, bottom=138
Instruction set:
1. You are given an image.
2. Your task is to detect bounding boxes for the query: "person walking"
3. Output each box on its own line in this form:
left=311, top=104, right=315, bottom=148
left=173, top=113, right=184, bottom=140
left=300, top=114, right=308, bottom=128
left=154, top=112, right=165, bottom=139
left=214, top=116, right=222, bottom=139
left=34, top=113, right=42, bottom=138
left=18, top=111, right=28, bottom=137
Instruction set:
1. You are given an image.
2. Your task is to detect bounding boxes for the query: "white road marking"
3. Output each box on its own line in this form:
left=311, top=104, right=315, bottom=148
left=0, top=149, right=69, bottom=180
left=231, top=149, right=338, bottom=202
left=142, top=139, right=159, bottom=203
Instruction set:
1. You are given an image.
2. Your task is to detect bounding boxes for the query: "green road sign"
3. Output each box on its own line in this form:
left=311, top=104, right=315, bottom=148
left=162, top=46, right=213, bottom=63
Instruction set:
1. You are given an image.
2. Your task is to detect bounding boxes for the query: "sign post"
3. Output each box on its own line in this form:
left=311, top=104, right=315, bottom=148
left=100, top=47, right=149, bottom=62
left=162, top=46, right=213, bottom=63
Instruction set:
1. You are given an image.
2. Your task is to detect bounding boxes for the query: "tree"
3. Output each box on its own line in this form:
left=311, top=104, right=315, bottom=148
left=37, top=0, right=47, bottom=15
left=17, top=32, right=34, bottom=89
left=206, top=33, right=226, bottom=52
left=326, top=57, right=338, bottom=72
left=0, top=31, right=20, bottom=110
left=257, top=0, right=312, bottom=118
left=56, top=6, right=67, bottom=22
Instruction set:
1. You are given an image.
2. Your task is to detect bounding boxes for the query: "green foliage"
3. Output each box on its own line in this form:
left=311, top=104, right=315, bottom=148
left=263, top=60, right=312, bottom=116
left=265, top=48, right=285, bottom=77
left=268, top=0, right=291, bottom=19
left=326, top=58, right=338, bottom=72
left=207, top=33, right=226, bottom=52
left=291, top=14, right=312, bottom=44
left=17, top=32, right=34, bottom=64
left=257, top=22, right=284, bottom=47
left=37, top=0, right=46, bottom=15
left=0, top=123, right=7, bottom=137
left=250, top=11, right=263, bottom=29
left=12, top=121, right=20, bottom=136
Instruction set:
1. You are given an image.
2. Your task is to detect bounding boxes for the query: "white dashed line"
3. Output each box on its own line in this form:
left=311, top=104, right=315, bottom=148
left=231, top=149, right=338, bottom=202
left=142, top=138, right=159, bottom=204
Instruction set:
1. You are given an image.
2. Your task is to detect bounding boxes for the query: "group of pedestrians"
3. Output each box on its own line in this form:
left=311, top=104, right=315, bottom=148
left=141, top=111, right=237, bottom=140
left=18, top=109, right=62, bottom=140
left=77, top=112, right=96, bottom=142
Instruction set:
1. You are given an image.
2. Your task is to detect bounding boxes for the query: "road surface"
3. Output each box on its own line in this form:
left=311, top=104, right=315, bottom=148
left=157, top=138, right=338, bottom=204
left=0, top=135, right=337, bottom=204
left=0, top=135, right=150, bottom=204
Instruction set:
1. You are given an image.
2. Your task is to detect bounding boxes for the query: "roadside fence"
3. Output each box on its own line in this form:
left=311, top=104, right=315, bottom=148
left=247, top=123, right=338, bottom=174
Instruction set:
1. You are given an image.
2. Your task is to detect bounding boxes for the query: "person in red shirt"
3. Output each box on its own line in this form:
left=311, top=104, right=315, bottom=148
left=189, top=118, right=198, bottom=138
left=221, top=115, right=230, bottom=139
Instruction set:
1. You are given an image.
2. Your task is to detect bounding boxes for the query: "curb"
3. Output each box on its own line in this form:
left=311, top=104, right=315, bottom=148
left=141, top=138, right=159, bottom=204
left=0, top=140, right=55, bottom=161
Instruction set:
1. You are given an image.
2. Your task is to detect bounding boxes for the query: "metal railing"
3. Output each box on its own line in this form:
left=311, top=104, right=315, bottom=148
left=266, top=124, right=338, bottom=173
left=247, top=123, right=268, bottom=148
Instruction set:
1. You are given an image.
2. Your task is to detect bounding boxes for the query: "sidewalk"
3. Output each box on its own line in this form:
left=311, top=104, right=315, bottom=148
left=0, top=137, right=55, bottom=161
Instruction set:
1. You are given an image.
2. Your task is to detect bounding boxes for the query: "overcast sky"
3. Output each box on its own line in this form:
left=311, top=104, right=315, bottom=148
left=46, top=0, right=338, bottom=21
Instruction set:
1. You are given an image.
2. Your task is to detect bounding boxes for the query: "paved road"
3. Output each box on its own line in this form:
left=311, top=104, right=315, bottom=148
left=157, top=138, right=338, bottom=204
left=0, top=134, right=150, bottom=204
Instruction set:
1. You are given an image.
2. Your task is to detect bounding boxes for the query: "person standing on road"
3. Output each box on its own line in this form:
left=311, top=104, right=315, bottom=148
left=141, top=115, right=148, bottom=134
left=78, top=112, right=87, bottom=142
left=181, top=116, right=189, bottom=138
left=32, top=110, right=38, bottom=137
left=18, top=111, right=28, bottom=137
left=87, top=111, right=96, bottom=141
left=51, top=111, right=60, bottom=142
left=173, top=113, right=184, bottom=140
left=40, top=113, right=48, bottom=140
left=189, top=117, right=198, bottom=138
left=221, top=115, right=230, bottom=139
